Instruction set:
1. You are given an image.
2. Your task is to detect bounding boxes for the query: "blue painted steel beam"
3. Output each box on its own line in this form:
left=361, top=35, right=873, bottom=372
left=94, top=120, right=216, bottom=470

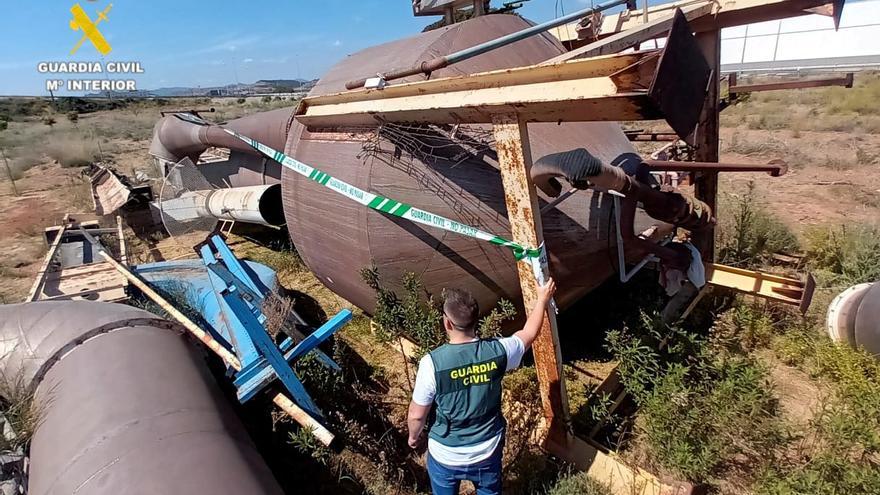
left=199, top=244, right=262, bottom=366
left=211, top=235, right=270, bottom=297
left=235, top=309, right=351, bottom=403
left=222, top=286, right=325, bottom=419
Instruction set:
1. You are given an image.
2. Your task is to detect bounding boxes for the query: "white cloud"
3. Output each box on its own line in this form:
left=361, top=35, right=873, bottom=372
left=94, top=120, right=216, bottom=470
left=242, top=58, right=254, bottom=63
left=332, top=40, right=342, bottom=47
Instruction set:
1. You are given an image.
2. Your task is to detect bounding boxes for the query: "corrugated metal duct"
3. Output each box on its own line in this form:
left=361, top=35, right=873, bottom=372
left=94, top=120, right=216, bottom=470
left=0, top=301, right=283, bottom=495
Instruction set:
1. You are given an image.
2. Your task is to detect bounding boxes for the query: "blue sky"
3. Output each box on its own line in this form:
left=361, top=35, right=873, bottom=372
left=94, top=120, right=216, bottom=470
left=0, top=0, right=628, bottom=96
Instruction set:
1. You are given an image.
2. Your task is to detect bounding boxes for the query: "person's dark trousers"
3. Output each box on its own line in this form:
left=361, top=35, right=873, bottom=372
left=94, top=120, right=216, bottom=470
left=426, top=440, right=503, bottom=495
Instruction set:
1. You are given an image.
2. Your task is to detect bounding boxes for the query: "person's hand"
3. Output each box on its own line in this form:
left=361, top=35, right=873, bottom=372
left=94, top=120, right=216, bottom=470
left=408, top=433, right=424, bottom=450
left=537, top=278, right=556, bottom=304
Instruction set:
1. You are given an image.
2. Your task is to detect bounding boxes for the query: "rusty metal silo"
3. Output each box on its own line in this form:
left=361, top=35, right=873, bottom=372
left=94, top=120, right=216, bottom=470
left=280, top=14, right=668, bottom=314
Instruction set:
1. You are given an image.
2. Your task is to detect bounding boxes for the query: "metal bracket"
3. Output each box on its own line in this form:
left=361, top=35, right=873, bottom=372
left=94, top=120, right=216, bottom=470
left=611, top=193, right=670, bottom=283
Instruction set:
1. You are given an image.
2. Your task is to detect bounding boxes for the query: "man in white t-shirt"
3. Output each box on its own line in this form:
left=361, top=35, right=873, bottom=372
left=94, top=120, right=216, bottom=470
left=407, top=279, right=557, bottom=495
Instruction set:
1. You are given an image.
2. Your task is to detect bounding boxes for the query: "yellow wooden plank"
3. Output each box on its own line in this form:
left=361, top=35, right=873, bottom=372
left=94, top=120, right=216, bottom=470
left=705, top=262, right=809, bottom=307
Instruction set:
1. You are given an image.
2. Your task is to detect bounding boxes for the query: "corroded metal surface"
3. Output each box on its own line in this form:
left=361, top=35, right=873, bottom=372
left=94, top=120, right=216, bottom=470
left=493, top=112, right=568, bottom=429
left=148, top=14, right=670, bottom=318
left=282, top=14, right=668, bottom=317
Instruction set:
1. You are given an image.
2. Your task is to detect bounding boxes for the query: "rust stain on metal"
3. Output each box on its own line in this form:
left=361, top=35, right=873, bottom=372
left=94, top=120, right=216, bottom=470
left=493, top=112, right=569, bottom=431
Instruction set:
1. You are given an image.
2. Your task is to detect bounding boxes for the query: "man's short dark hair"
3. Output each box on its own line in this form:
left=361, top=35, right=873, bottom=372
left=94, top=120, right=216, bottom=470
left=443, top=288, right=479, bottom=330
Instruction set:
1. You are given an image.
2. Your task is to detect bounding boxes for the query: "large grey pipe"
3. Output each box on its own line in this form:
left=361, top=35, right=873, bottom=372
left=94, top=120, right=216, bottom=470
left=0, top=301, right=283, bottom=495
left=149, top=108, right=295, bottom=163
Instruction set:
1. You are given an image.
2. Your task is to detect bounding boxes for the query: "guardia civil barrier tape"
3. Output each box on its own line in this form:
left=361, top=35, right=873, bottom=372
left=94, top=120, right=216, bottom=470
left=221, top=128, right=542, bottom=261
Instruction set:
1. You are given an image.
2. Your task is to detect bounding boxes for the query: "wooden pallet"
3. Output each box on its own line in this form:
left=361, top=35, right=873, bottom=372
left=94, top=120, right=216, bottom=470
left=26, top=216, right=129, bottom=303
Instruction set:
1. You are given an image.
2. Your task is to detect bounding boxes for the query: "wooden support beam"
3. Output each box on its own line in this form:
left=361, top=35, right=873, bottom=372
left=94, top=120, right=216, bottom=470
left=26, top=215, right=70, bottom=302
left=492, top=113, right=570, bottom=435
left=544, top=433, right=703, bottom=495
left=295, top=51, right=666, bottom=128
left=542, top=2, right=713, bottom=65
left=116, top=215, right=128, bottom=266
left=692, top=29, right=720, bottom=261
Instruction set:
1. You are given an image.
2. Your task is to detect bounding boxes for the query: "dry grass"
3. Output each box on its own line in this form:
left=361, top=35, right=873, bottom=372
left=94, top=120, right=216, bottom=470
left=261, top=291, right=298, bottom=340
left=0, top=372, right=45, bottom=452
left=723, top=71, right=880, bottom=134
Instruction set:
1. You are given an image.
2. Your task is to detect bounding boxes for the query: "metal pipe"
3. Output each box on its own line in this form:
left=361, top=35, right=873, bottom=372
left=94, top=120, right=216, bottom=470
left=344, top=0, right=633, bottom=90
left=0, top=301, right=284, bottom=495
left=160, top=184, right=286, bottom=227
left=642, top=158, right=788, bottom=176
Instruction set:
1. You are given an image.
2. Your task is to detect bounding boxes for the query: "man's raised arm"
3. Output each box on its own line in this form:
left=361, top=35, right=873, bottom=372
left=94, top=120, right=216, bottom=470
left=512, top=278, right=556, bottom=350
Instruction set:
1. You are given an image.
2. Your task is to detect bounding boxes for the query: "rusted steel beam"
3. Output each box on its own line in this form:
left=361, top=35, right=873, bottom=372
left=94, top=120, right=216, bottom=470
left=692, top=29, right=720, bottom=262
left=297, top=51, right=662, bottom=128
left=689, top=0, right=844, bottom=32
left=626, top=132, right=679, bottom=141
left=542, top=3, right=713, bottom=65
left=729, top=73, right=854, bottom=94
left=298, top=13, right=711, bottom=141
left=492, top=112, right=570, bottom=435
left=642, top=158, right=788, bottom=176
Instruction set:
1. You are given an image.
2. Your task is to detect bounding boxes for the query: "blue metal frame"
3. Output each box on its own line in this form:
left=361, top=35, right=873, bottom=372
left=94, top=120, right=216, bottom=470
left=198, top=235, right=350, bottom=418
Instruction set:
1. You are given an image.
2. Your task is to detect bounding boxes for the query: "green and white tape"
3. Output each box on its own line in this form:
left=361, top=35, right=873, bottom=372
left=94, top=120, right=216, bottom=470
left=221, top=128, right=541, bottom=261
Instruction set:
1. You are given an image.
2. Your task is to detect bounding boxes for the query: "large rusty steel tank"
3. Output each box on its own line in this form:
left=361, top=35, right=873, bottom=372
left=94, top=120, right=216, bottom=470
left=150, top=14, right=682, bottom=316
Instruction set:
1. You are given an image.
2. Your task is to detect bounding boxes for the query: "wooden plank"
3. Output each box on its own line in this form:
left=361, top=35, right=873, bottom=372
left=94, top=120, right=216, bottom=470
left=39, top=285, right=128, bottom=302
left=117, top=215, right=127, bottom=266
left=705, top=262, right=815, bottom=311
left=295, top=52, right=662, bottom=127
left=26, top=215, right=70, bottom=302
left=689, top=0, right=840, bottom=31
left=492, top=113, right=570, bottom=433
left=542, top=2, right=714, bottom=65
left=544, top=433, right=701, bottom=495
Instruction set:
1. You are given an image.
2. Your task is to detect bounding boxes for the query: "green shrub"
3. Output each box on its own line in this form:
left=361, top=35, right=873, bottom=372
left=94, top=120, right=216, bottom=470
left=805, top=224, right=880, bottom=286
left=544, top=471, right=611, bottom=495
left=761, top=323, right=880, bottom=494
left=288, top=425, right=331, bottom=465
left=361, top=266, right=443, bottom=357
left=66, top=111, right=79, bottom=123
left=717, top=181, right=799, bottom=268
left=236, top=97, right=246, bottom=104
left=606, top=313, right=782, bottom=482
left=361, top=266, right=516, bottom=358
left=757, top=453, right=880, bottom=495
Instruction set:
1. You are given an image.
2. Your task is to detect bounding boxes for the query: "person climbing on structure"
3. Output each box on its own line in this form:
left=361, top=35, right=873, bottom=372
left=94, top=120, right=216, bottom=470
left=407, top=278, right=557, bottom=495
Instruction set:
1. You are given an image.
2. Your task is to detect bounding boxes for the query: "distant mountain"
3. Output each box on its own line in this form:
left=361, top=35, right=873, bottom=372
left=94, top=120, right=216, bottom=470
left=85, top=79, right=318, bottom=98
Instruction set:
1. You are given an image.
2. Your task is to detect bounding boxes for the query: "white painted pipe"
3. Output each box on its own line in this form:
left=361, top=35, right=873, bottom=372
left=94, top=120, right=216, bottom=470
left=161, top=184, right=285, bottom=227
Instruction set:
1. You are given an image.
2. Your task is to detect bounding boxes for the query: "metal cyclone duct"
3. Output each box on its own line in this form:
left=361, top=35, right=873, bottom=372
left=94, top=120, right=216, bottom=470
left=0, top=301, right=283, bottom=495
